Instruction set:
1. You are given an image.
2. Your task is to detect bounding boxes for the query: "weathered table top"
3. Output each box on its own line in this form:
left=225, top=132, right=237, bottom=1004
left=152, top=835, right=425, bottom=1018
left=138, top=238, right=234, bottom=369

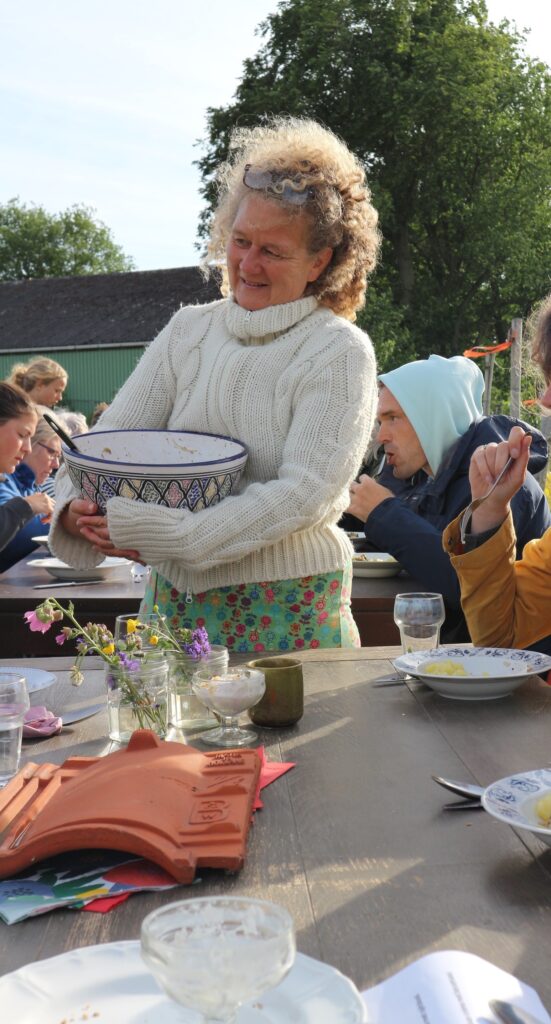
left=0, top=555, right=144, bottom=655
left=1, top=647, right=551, bottom=1005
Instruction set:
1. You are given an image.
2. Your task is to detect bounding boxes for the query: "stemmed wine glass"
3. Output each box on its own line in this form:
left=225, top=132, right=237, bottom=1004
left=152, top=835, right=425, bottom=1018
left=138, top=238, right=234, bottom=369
left=192, top=666, right=265, bottom=747
left=393, top=592, right=445, bottom=654
left=141, top=896, right=296, bottom=1023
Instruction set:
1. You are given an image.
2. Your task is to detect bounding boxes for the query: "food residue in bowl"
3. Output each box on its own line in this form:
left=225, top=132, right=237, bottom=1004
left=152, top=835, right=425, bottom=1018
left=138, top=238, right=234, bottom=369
left=422, top=660, right=469, bottom=677
left=535, top=792, right=551, bottom=827
left=353, top=554, right=397, bottom=564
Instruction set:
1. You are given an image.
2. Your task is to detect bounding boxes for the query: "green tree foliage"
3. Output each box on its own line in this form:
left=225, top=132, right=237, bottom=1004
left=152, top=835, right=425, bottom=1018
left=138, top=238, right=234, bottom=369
left=196, top=0, right=551, bottom=371
left=0, top=199, right=134, bottom=280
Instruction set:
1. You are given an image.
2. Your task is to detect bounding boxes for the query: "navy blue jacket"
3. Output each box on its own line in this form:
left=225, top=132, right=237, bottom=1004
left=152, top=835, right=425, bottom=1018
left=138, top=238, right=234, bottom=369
left=346, top=415, right=551, bottom=642
left=0, top=463, right=48, bottom=572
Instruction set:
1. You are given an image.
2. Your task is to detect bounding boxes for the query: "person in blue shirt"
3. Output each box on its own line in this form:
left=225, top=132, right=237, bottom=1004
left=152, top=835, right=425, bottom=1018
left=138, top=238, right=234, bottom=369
left=0, top=404, right=57, bottom=571
left=345, top=355, right=551, bottom=642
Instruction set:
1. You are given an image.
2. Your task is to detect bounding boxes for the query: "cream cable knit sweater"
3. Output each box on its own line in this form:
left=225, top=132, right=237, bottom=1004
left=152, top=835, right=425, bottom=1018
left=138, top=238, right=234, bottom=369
left=51, top=296, right=377, bottom=594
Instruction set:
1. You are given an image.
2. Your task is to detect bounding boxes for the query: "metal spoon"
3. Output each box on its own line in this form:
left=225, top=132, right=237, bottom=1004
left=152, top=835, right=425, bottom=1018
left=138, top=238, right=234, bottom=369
left=431, top=774, right=485, bottom=799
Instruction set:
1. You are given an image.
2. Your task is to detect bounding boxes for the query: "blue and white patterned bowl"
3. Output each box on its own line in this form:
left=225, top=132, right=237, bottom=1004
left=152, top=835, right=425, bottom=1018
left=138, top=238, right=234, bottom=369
left=393, top=646, right=551, bottom=700
left=482, top=769, right=551, bottom=847
left=63, top=429, right=248, bottom=513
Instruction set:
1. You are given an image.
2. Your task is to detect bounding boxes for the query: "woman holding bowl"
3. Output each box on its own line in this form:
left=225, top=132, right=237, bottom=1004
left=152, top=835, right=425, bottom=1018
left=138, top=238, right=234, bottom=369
left=51, top=116, right=380, bottom=652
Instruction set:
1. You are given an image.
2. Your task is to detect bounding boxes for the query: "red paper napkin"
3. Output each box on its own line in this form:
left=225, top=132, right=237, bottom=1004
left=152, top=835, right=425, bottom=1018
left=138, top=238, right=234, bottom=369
left=84, top=746, right=296, bottom=913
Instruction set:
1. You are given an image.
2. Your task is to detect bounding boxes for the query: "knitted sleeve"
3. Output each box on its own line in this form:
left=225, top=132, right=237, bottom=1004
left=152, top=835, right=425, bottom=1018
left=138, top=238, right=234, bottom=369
left=49, top=304, right=214, bottom=567
left=107, top=332, right=377, bottom=571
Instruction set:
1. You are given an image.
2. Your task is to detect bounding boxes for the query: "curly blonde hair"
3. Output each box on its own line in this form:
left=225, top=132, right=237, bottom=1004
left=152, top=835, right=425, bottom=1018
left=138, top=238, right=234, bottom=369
left=7, top=357, right=67, bottom=394
left=205, top=117, right=380, bottom=321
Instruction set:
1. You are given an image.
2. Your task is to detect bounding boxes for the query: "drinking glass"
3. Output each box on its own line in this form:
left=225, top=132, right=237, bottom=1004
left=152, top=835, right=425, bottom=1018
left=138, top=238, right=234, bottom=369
left=192, top=667, right=265, bottom=747
left=0, top=674, right=30, bottom=787
left=141, top=896, right=295, bottom=1023
left=393, top=592, right=445, bottom=654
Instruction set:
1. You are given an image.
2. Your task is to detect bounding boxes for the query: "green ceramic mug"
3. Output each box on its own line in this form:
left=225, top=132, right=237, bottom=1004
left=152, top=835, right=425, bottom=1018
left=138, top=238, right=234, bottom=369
left=246, top=656, right=304, bottom=727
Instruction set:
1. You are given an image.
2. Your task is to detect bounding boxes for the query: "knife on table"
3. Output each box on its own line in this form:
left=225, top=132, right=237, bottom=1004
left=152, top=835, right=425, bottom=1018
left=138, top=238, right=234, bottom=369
left=61, top=703, right=105, bottom=726
left=33, top=579, right=104, bottom=590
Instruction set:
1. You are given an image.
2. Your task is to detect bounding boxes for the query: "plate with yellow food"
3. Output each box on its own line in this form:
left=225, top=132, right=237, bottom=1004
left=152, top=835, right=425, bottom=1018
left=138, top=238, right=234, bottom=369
left=482, top=769, right=551, bottom=846
left=392, top=646, right=551, bottom=700
left=352, top=552, right=401, bottom=578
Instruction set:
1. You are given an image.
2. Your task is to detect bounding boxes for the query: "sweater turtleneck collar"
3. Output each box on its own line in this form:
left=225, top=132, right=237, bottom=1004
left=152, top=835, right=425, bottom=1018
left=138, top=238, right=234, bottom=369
left=225, top=295, right=318, bottom=344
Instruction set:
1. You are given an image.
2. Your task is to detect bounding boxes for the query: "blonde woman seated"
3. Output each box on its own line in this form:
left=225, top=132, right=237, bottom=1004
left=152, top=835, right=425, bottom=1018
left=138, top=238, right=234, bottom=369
left=443, top=295, right=551, bottom=655
left=7, top=357, right=67, bottom=408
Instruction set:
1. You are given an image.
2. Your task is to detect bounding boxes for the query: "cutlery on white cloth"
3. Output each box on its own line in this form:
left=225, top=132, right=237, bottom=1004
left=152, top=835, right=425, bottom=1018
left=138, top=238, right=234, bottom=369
left=490, top=998, right=549, bottom=1024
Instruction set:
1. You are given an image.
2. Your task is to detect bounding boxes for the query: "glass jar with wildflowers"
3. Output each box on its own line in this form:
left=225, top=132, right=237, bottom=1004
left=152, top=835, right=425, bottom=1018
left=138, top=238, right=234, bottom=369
left=23, top=600, right=220, bottom=743
left=116, top=608, right=225, bottom=739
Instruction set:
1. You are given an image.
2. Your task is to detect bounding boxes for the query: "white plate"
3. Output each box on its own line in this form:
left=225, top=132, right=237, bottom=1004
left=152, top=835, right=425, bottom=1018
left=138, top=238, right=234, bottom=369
left=31, top=535, right=50, bottom=547
left=482, top=768, right=551, bottom=847
left=1, top=666, right=57, bottom=694
left=28, top=556, right=130, bottom=581
left=393, top=646, right=551, bottom=700
left=353, top=552, right=401, bottom=578
left=0, top=941, right=367, bottom=1023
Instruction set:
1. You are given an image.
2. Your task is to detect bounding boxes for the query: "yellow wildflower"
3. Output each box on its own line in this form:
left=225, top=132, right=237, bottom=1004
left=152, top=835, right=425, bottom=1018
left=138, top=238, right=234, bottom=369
left=102, top=642, right=115, bottom=656
left=149, top=635, right=159, bottom=645
left=126, top=619, right=139, bottom=634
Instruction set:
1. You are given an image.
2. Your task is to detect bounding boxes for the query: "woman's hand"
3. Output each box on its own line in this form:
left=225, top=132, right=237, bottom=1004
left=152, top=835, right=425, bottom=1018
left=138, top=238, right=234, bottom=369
left=60, top=498, right=99, bottom=538
left=25, top=492, right=55, bottom=523
left=75, top=510, right=141, bottom=561
left=469, top=426, right=531, bottom=534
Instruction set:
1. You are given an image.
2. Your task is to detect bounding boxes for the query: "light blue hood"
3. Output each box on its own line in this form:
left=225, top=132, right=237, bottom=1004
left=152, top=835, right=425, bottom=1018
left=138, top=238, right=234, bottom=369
left=378, top=355, right=485, bottom=476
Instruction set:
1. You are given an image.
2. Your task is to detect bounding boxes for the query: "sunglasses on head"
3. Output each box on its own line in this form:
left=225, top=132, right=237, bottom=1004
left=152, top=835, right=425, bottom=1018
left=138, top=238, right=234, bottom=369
left=243, top=164, right=316, bottom=205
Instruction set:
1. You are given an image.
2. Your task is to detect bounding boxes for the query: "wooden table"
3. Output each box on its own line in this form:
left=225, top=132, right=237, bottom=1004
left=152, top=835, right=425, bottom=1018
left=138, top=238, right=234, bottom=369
left=0, top=555, right=144, bottom=656
left=0, top=555, right=421, bottom=655
left=2, top=647, right=551, bottom=1007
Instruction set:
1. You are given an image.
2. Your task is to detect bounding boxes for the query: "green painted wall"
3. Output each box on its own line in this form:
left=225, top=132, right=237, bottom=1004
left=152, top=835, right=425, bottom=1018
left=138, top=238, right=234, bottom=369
left=0, top=346, right=144, bottom=422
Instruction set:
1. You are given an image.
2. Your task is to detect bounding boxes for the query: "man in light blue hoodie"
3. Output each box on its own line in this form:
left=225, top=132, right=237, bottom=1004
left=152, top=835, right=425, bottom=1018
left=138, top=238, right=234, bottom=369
left=346, top=355, right=551, bottom=643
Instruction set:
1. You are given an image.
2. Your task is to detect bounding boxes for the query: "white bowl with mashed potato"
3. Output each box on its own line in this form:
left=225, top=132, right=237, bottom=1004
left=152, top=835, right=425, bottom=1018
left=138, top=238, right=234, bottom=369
left=392, top=646, right=551, bottom=700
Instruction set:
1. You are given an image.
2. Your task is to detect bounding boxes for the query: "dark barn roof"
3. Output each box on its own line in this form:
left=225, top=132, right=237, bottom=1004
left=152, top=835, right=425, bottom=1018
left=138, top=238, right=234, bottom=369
left=0, top=267, right=222, bottom=352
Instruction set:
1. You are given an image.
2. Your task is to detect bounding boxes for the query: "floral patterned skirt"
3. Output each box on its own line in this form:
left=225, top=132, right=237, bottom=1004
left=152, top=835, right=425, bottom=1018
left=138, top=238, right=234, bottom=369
left=141, top=567, right=359, bottom=654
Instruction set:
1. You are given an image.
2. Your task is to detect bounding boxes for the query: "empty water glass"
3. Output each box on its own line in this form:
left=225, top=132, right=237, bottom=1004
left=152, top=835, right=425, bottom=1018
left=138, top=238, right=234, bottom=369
left=141, top=896, right=295, bottom=1023
left=394, top=592, right=445, bottom=654
left=0, top=674, right=30, bottom=787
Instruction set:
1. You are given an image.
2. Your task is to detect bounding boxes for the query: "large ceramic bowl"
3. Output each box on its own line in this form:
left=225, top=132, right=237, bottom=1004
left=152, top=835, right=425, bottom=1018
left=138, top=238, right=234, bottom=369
left=62, top=429, right=248, bottom=513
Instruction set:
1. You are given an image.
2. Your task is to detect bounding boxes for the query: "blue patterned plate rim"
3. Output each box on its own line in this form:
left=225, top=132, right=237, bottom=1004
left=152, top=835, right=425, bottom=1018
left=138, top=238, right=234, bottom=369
left=63, top=428, right=248, bottom=469
left=482, top=768, right=551, bottom=835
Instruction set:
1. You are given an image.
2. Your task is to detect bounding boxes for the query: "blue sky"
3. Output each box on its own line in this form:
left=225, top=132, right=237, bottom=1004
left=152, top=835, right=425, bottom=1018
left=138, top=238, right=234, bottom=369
left=1, top=0, right=549, bottom=272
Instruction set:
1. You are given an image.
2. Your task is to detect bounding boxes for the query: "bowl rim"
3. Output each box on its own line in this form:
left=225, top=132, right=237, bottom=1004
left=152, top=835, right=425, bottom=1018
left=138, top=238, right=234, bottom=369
left=62, top=428, right=249, bottom=470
